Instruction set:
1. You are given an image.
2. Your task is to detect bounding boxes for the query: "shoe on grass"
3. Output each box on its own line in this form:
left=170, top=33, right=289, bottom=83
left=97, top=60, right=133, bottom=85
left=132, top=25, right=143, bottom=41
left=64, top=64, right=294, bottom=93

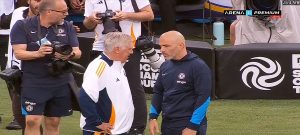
left=6, top=118, right=22, bottom=130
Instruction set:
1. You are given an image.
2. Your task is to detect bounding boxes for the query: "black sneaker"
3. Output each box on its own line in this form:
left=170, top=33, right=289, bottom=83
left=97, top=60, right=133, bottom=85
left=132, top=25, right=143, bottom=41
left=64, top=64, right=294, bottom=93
left=6, top=119, right=22, bottom=130
left=0, top=116, right=2, bottom=123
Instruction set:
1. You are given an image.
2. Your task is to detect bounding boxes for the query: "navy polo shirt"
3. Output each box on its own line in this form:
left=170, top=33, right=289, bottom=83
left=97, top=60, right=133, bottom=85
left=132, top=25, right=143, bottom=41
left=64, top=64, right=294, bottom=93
left=10, top=16, right=79, bottom=88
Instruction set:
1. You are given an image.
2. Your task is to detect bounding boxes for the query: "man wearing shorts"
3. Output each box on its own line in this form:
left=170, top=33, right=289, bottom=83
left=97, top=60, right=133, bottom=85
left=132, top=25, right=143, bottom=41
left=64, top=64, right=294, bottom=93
left=10, top=0, right=81, bottom=134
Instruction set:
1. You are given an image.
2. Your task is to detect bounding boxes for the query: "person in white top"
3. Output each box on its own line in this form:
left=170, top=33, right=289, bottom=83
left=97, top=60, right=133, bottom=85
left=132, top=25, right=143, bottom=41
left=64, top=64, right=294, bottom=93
left=0, top=0, right=15, bottom=16
left=79, top=32, right=134, bottom=135
left=83, top=0, right=154, bottom=134
left=231, top=0, right=300, bottom=45
left=84, top=0, right=153, bottom=52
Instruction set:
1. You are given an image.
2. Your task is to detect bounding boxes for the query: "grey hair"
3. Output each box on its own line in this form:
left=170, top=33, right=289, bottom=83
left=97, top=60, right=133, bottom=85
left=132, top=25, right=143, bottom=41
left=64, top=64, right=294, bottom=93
left=38, top=0, right=57, bottom=14
left=104, top=32, right=132, bottom=52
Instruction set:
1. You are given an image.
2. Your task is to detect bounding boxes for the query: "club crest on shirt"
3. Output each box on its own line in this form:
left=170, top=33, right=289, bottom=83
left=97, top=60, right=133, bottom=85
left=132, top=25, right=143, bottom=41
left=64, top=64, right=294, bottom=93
left=58, top=28, right=65, bottom=34
left=178, top=73, right=185, bottom=80
left=56, top=28, right=66, bottom=37
left=177, top=73, right=186, bottom=84
left=26, top=105, right=33, bottom=112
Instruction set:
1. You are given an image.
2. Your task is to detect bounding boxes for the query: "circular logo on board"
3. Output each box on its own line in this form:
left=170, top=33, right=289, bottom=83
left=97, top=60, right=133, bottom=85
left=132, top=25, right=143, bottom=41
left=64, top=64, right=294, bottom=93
left=240, top=57, right=285, bottom=90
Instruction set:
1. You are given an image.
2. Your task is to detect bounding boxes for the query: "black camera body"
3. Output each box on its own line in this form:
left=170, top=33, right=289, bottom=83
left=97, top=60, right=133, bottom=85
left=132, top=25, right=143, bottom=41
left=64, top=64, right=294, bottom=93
left=0, top=65, right=22, bottom=94
left=45, top=41, right=85, bottom=77
left=136, top=36, right=165, bottom=69
left=96, top=10, right=116, bottom=18
left=51, top=41, right=73, bottom=55
left=46, top=41, right=73, bottom=76
left=96, top=10, right=121, bottom=34
left=0, top=66, right=22, bottom=81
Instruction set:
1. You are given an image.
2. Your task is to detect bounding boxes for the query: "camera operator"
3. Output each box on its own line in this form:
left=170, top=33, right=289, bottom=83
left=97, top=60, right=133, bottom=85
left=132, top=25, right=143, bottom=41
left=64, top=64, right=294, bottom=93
left=10, top=0, right=81, bottom=134
left=83, top=0, right=154, bottom=134
left=231, top=0, right=300, bottom=45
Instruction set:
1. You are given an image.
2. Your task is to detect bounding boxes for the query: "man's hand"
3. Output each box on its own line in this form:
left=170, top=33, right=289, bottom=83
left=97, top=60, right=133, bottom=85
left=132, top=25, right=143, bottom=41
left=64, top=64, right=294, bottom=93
left=97, top=122, right=113, bottom=134
left=149, top=119, right=160, bottom=135
left=36, top=45, right=53, bottom=58
left=182, top=128, right=197, bottom=135
left=83, top=11, right=103, bottom=30
left=112, top=11, right=128, bottom=21
left=90, top=12, right=103, bottom=24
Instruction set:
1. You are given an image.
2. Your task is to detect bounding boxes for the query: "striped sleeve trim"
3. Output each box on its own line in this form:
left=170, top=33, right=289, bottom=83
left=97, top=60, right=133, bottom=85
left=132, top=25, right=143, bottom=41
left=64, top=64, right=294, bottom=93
left=96, top=62, right=106, bottom=77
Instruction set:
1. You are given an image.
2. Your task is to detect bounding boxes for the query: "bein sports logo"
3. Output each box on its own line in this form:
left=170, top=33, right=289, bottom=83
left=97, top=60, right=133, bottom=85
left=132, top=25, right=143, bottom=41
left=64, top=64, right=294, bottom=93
left=240, top=57, right=285, bottom=90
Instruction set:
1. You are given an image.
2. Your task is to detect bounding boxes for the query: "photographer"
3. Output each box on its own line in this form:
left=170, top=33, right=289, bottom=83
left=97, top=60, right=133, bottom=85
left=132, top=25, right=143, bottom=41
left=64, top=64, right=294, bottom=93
left=10, top=0, right=81, bottom=134
left=83, top=0, right=154, bottom=134
left=231, top=0, right=300, bottom=45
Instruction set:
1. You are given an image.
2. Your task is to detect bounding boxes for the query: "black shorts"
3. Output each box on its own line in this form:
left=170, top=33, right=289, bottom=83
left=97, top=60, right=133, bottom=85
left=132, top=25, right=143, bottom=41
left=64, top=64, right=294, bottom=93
left=21, top=84, right=73, bottom=117
left=161, top=118, right=207, bottom=135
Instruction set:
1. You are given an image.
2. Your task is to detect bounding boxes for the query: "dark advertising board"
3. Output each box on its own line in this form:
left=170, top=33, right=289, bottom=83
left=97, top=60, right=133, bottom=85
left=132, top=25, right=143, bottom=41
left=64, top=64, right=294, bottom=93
left=216, top=43, right=300, bottom=99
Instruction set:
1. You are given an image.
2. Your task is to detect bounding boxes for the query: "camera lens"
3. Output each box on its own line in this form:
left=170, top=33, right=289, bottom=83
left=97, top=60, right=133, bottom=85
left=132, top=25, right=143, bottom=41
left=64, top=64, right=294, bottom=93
left=247, top=0, right=279, bottom=10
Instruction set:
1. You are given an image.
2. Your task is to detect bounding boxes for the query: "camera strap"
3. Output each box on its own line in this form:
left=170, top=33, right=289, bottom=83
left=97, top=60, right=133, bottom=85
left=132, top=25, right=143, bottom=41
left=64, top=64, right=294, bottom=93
left=37, top=17, right=42, bottom=47
left=103, top=0, right=122, bottom=11
left=131, top=0, right=139, bottom=12
left=131, top=0, right=153, bottom=36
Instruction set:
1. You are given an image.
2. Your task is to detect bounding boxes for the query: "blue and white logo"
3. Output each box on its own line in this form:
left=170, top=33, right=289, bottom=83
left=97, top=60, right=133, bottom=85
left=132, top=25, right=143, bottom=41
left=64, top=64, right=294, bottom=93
left=240, top=57, right=285, bottom=90
left=246, top=10, right=253, bottom=16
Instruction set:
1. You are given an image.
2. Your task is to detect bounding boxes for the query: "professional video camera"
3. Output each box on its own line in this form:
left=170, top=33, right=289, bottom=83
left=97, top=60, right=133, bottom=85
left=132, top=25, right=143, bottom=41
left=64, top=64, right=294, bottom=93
left=96, top=10, right=121, bottom=34
left=135, top=36, right=165, bottom=69
left=245, top=0, right=280, bottom=20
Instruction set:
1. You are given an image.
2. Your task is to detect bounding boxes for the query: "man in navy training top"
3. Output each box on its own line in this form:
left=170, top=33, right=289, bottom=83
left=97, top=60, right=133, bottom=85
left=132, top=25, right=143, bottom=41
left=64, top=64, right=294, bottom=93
left=149, top=31, right=212, bottom=135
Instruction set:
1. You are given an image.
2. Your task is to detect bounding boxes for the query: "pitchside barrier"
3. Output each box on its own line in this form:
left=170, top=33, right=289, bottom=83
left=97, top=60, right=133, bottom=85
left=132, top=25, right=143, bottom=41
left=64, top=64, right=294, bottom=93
left=216, top=43, right=300, bottom=99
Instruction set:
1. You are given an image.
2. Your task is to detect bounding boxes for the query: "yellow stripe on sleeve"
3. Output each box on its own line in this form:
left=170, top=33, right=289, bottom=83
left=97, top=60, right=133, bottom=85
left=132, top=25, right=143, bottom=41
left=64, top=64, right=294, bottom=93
left=96, top=62, right=106, bottom=77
